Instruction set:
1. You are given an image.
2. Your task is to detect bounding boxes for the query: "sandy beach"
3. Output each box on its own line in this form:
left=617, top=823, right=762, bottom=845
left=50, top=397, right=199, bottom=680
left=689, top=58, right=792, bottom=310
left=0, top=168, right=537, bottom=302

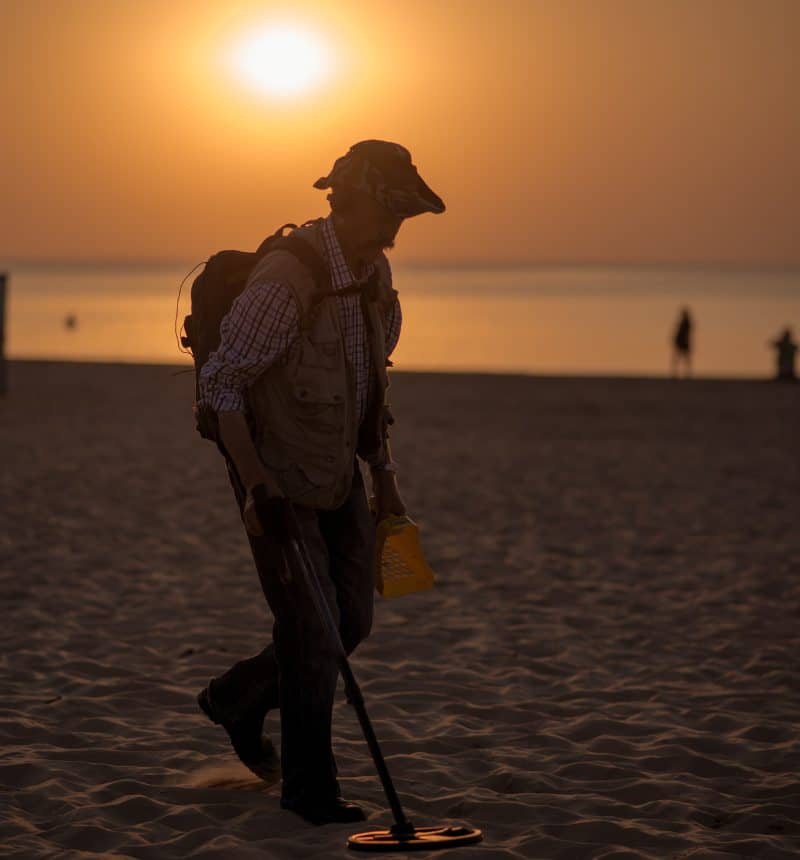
left=1, top=359, right=798, bottom=859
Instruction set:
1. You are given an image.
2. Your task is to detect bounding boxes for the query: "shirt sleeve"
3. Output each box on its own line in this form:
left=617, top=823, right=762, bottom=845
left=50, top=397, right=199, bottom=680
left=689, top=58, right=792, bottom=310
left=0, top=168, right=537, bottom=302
left=199, top=280, right=299, bottom=413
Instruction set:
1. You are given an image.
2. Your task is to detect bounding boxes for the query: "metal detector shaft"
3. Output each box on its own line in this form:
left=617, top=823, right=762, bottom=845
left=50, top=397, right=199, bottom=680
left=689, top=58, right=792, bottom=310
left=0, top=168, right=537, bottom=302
left=284, top=535, right=414, bottom=835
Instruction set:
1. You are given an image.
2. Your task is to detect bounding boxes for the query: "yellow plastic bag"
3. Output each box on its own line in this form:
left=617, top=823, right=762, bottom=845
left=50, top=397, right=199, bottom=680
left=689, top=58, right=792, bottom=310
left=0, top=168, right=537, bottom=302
left=373, top=513, right=436, bottom=598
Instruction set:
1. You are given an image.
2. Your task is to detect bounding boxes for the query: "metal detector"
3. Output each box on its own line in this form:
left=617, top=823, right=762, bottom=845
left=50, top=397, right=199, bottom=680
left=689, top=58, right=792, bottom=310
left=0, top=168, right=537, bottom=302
left=265, top=494, right=483, bottom=852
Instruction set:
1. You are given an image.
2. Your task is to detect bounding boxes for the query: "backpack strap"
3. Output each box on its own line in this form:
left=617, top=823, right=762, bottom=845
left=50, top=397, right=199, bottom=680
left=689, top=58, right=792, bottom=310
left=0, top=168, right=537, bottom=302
left=267, top=236, right=335, bottom=332
left=268, top=236, right=331, bottom=295
left=253, top=221, right=389, bottom=333
left=254, top=223, right=332, bottom=331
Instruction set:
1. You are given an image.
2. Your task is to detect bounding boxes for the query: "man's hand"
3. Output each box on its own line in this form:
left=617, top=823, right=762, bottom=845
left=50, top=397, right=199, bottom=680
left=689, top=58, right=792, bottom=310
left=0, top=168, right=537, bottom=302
left=371, top=469, right=407, bottom=523
left=243, top=471, right=284, bottom=537
left=243, top=488, right=265, bottom=537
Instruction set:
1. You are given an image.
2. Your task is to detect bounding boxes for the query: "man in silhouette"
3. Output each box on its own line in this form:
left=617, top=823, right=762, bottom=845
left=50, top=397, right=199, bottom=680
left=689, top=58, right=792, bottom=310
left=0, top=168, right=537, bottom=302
left=770, top=327, right=798, bottom=381
left=671, top=307, right=693, bottom=378
left=196, top=141, right=445, bottom=825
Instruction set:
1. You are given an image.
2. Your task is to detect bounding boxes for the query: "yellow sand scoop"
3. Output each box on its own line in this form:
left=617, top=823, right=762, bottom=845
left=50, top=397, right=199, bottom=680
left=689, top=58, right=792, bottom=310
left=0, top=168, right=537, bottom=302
left=373, top=513, right=436, bottom=598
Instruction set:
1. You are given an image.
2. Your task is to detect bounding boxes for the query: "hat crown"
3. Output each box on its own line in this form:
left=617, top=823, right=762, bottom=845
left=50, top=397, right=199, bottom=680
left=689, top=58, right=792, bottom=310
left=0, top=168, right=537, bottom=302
left=313, top=140, right=445, bottom=217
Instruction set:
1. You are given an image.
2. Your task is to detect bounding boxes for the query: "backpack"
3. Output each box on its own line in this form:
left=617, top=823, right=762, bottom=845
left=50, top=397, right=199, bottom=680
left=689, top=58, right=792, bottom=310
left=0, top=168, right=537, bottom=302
left=179, top=220, right=331, bottom=440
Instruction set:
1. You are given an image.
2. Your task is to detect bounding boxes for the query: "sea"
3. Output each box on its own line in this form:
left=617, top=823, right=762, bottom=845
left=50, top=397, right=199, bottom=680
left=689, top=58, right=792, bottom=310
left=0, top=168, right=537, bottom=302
left=2, top=262, right=799, bottom=378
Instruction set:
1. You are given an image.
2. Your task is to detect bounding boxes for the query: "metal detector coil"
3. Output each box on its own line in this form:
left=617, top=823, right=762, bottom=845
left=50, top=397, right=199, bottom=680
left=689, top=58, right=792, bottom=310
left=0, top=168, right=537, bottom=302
left=348, top=823, right=483, bottom=852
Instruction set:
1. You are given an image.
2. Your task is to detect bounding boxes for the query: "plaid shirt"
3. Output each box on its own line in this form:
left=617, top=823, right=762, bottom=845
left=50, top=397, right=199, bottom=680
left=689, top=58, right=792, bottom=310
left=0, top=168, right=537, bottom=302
left=199, top=215, right=401, bottom=426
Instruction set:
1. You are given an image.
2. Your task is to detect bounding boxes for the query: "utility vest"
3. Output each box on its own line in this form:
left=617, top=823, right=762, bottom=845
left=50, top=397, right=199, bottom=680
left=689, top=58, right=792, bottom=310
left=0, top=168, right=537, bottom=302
left=245, top=221, right=396, bottom=511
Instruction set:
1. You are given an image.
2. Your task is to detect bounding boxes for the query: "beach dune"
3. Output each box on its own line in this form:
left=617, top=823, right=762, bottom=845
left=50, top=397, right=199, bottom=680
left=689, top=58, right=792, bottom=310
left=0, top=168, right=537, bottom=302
left=1, top=360, right=798, bottom=859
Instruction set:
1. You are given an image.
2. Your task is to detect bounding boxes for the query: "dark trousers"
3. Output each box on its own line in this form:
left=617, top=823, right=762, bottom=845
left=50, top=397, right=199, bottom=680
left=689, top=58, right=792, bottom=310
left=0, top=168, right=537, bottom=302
left=212, top=462, right=375, bottom=805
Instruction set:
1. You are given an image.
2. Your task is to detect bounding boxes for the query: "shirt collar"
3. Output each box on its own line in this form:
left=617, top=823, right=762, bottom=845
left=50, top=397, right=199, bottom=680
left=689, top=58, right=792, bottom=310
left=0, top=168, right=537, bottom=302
left=320, top=215, right=375, bottom=292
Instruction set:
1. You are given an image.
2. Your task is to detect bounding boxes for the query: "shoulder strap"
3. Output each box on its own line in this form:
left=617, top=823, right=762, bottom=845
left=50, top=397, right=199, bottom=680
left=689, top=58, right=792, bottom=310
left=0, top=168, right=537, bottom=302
left=252, top=224, right=334, bottom=331
left=254, top=223, right=330, bottom=294
left=268, top=235, right=333, bottom=332
left=264, top=236, right=331, bottom=295
left=252, top=222, right=389, bottom=333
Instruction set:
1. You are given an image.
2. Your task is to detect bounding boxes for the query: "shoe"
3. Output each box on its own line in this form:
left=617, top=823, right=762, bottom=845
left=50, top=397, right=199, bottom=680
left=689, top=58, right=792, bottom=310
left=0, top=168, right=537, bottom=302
left=280, top=796, right=367, bottom=826
left=197, top=681, right=280, bottom=781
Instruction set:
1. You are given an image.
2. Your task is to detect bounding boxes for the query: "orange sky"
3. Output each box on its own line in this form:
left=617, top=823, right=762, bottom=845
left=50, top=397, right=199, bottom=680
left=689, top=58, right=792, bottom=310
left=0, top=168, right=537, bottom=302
left=1, top=0, right=798, bottom=266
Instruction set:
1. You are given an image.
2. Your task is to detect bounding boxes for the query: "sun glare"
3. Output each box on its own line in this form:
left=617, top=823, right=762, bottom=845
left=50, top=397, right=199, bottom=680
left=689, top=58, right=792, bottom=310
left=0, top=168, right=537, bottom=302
left=230, top=23, right=331, bottom=99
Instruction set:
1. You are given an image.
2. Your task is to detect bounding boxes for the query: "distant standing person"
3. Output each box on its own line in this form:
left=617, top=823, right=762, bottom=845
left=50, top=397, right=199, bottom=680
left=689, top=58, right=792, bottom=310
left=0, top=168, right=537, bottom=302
left=770, top=327, right=798, bottom=381
left=671, top=307, right=693, bottom=378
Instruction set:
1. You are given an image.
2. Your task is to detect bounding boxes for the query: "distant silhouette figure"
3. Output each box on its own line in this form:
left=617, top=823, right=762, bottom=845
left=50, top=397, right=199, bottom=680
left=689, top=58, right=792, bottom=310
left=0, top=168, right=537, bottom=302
left=671, top=307, right=692, bottom=378
left=64, top=314, right=78, bottom=331
left=770, top=327, right=797, bottom=381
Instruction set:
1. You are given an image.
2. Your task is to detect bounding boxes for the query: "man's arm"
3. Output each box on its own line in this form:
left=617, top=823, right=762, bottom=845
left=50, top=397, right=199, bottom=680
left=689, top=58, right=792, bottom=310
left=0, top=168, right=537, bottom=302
left=216, top=412, right=281, bottom=495
left=199, top=280, right=299, bottom=529
left=216, top=411, right=285, bottom=537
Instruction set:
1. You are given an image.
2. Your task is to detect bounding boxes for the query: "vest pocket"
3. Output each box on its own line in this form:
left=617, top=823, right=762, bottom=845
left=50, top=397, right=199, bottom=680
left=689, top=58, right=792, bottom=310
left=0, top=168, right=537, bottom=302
left=293, top=365, right=345, bottom=408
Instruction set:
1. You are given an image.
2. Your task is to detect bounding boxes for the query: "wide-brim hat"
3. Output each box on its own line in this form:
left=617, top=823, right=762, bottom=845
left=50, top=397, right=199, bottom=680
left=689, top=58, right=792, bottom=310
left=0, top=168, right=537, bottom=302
left=314, top=140, right=445, bottom=218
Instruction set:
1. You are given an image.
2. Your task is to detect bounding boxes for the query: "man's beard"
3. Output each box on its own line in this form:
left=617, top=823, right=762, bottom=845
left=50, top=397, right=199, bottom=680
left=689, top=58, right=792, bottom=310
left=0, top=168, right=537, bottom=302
left=359, top=239, right=395, bottom=257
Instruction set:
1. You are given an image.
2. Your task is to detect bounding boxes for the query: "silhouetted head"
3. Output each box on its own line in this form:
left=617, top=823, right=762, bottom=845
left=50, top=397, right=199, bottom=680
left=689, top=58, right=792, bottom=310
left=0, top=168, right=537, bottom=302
left=314, top=139, right=445, bottom=262
left=326, top=186, right=404, bottom=260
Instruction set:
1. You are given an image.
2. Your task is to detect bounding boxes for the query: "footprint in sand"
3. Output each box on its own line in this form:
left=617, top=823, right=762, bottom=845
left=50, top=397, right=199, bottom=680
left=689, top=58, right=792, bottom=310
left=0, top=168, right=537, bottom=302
left=180, top=764, right=281, bottom=792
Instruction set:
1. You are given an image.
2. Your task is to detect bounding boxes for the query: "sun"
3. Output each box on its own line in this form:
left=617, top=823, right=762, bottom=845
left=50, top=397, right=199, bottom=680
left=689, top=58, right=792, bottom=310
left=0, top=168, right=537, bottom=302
left=229, top=23, right=331, bottom=100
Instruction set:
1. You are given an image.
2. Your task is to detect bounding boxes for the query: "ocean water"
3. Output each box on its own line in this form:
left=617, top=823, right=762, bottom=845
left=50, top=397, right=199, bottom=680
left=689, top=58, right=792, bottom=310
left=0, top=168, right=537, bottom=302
left=2, top=262, right=799, bottom=378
